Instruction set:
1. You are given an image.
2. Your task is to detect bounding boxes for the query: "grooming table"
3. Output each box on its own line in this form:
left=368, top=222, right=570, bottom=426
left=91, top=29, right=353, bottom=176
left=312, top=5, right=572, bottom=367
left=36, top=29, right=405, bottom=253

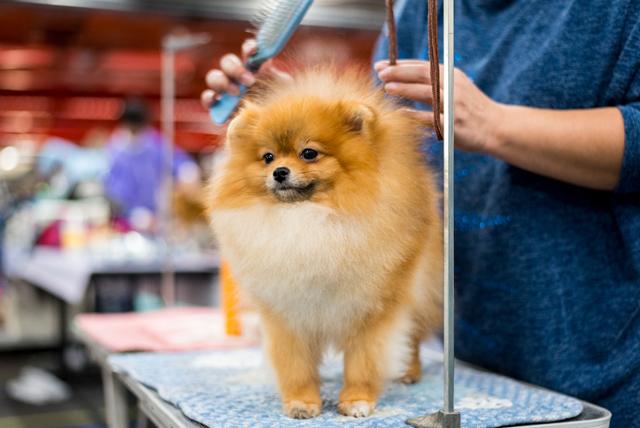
left=106, top=348, right=610, bottom=428
left=5, top=247, right=219, bottom=375
left=5, top=247, right=219, bottom=305
left=73, top=308, right=256, bottom=428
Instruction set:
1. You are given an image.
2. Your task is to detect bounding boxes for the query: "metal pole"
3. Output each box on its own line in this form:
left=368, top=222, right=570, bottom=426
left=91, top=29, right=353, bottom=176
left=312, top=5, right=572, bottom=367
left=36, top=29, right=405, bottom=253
left=442, top=0, right=455, bottom=415
left=160, top=40, right=175, bottom=307
left=407, top=0, right=459, bottom=426
left=159, top=33, right=210, bottom=307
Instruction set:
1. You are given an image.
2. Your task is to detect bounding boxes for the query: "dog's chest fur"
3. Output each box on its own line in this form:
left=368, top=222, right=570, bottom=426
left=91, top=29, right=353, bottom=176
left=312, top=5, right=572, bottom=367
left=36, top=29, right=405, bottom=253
left=212, top=202, right=390, bottom=337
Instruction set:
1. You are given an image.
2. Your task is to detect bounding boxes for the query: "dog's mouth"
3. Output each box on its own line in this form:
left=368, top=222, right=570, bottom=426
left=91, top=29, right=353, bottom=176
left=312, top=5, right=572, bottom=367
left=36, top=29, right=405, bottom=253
left=271, top=182, right=316, bottom=202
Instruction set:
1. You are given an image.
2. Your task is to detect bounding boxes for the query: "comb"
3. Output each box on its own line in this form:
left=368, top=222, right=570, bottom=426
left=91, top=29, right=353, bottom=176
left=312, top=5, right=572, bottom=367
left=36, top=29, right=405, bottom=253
left=210, top=0, right=314, bottom=125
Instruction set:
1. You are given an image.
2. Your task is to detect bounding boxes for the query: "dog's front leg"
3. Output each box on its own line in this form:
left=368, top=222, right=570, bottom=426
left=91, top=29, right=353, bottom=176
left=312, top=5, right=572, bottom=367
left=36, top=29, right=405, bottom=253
left=338, top=327, right=385, bottom=418
left=261, top=312, right=322, bottom=419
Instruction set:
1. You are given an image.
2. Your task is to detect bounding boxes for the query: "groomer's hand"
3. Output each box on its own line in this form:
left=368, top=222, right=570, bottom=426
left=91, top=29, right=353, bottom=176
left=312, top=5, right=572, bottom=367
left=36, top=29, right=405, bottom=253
left=375, top=60, right=504, bottom=153
left=201, top=39, right=292, bottom=110
left=376, top=59, right=625, bottom=190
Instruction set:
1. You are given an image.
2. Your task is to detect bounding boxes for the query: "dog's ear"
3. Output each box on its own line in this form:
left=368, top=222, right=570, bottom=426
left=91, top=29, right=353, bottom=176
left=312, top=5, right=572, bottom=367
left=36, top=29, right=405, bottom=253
left=338, top=101, right=376, bottom=134
left=226, top=102, right=259, bottom=148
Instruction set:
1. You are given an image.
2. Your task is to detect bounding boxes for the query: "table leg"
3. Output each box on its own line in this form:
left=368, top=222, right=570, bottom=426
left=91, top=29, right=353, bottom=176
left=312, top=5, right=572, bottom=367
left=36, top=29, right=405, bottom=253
left=57, top=298, right=68, bottom=378
left=102, top=365, right=128, bottom=428
left=136, top=404, right=149, bottom=428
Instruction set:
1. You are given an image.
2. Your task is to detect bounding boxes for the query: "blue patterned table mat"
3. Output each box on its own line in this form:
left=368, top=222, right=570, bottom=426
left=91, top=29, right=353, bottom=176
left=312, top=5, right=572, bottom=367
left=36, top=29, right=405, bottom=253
left=110, top=348, right=582, bottom=428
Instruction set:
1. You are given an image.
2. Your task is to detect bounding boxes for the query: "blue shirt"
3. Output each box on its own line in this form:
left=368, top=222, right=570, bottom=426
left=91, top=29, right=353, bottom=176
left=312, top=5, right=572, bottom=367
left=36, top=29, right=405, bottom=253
left=104, top=127, right=195, bottom=217
left=374, top=1, right=640, bottom=426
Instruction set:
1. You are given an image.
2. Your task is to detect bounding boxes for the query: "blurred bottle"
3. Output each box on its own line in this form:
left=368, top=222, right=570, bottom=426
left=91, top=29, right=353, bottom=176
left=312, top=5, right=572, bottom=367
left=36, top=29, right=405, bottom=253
left=220, top=261, right=242, bottom=336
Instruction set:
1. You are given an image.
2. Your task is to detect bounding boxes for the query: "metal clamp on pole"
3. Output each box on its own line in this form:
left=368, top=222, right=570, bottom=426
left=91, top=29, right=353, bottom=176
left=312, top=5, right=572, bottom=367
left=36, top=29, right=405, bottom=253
left=407, top=0, right=459, bottom=426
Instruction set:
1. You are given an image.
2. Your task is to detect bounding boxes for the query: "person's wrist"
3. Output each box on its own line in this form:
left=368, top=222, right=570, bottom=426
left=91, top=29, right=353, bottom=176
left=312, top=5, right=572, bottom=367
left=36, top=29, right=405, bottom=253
left=483, top=101, right=512, bottom=157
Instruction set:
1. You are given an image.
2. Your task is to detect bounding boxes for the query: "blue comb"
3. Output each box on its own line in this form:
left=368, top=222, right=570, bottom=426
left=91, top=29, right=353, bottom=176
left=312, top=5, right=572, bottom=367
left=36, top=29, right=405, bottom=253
left=210, top=0, right=314, bottom=125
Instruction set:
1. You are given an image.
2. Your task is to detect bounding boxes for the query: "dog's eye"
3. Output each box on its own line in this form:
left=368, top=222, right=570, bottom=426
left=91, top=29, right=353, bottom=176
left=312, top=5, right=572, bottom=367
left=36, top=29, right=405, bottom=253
left=301, top=148, right=318, bottom=161
left=263, top=153, right=275, bottom=164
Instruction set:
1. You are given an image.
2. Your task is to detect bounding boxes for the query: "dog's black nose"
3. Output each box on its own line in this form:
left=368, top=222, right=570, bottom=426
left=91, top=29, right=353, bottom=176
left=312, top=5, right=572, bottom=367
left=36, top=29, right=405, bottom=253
left=273, top=167, right=290, bottom=183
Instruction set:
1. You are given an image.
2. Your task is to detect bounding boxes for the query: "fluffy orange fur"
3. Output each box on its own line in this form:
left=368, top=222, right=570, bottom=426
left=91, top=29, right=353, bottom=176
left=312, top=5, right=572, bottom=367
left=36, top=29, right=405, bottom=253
left=207, top=67, right=443, bottom=419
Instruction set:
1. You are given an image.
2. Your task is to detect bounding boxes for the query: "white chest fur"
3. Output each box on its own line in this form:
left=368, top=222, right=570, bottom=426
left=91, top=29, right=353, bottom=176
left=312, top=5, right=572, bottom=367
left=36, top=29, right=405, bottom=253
left=211, top=203, right=387, bottom=337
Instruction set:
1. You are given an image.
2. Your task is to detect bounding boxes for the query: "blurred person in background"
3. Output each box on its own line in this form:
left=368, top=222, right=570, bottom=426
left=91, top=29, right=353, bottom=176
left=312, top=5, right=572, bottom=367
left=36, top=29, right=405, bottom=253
left=104, top=98, right=201, bottom=231
left=37, top=129, right=109, bottom=199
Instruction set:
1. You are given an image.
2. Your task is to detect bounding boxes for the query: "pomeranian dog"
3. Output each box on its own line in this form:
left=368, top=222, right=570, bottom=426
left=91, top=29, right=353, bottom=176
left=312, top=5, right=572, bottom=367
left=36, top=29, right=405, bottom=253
left=208, top=67, right=442, bottom=419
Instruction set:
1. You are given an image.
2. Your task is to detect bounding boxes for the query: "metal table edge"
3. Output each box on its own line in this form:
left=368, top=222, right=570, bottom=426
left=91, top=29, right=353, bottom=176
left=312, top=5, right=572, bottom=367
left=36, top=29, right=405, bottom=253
left=503, top=401, right=611, bottom=428
left=116, top=370, right=203, bottom=428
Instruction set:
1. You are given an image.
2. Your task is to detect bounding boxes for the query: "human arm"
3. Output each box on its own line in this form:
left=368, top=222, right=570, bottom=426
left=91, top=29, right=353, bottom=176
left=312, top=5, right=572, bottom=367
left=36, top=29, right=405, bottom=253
left=376, top=60, right=629, bottom=192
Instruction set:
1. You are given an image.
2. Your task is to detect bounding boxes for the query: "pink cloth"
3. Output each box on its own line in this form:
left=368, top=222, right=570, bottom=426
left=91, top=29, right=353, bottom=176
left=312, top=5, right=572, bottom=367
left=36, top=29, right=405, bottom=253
left=75, top=307, right=255, bottom=353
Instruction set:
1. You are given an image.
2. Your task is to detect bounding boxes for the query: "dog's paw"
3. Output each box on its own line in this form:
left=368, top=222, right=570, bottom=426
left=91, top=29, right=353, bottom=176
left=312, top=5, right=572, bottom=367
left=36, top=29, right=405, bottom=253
left=398, top=371, right=422, bottom=384
left=284, top=400, right=321, bottom=419
left=337, top=400, right=375, bottom=418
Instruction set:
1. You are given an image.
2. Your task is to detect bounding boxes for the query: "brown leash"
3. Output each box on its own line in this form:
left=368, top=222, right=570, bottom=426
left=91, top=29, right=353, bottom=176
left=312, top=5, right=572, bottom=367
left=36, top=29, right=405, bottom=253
left=385, top=0, right=398, bottom=65
left=386, top=0, right=443, bottom=140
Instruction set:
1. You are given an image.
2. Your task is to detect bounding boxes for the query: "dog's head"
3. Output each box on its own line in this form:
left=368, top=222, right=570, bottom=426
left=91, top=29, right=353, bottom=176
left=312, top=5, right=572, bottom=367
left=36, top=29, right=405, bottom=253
left=225, top=93, right=379, bottom=205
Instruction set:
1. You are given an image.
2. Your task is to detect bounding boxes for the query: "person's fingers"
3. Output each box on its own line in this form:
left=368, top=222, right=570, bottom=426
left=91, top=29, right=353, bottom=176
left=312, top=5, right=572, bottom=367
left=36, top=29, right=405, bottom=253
left=374, top=60, right=389, bottom=71
left=204, top=70, right=234, bottom=94
left=378, top=64, right=431, bottom=84
left=384, top=82, right=445, bottom=110
left=403, top=108, right=434, bottom=127
left=376, top=59, right=420, bottom=71
left=376, top=60, right=446, bottom=88
left=434, top=63, right=446, bottom=89
left=260, top=60, right=294, bottom=83
left=205, top=69, right=227, bottom=90
left=220, top=53, right=256, bottom=86
left=242, top=39, right=292, bottom=82
left=384, top=82, right=433, bottom=103
left=375, top=59, right=439, bottom=71
left=241, top=39, right=258, bottom=63
left=402, top=108, right=445, bottom=132
left=200, top=89, right=216, bottom=109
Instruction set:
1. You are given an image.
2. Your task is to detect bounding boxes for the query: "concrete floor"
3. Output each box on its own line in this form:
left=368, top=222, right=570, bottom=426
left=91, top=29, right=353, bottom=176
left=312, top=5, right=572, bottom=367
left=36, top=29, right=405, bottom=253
left=0, top=350, right=106, bottom=428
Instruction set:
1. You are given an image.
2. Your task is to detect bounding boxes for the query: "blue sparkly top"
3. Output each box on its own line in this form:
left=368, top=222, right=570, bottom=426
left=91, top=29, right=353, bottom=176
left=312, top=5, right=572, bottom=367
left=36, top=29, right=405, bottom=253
left=373, top=1, right=640, bottom=426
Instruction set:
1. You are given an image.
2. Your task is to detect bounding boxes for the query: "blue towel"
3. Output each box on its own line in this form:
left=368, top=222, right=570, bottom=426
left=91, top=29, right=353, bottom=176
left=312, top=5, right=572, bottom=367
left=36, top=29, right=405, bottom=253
left=110, top=348, right=582, bottom=427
